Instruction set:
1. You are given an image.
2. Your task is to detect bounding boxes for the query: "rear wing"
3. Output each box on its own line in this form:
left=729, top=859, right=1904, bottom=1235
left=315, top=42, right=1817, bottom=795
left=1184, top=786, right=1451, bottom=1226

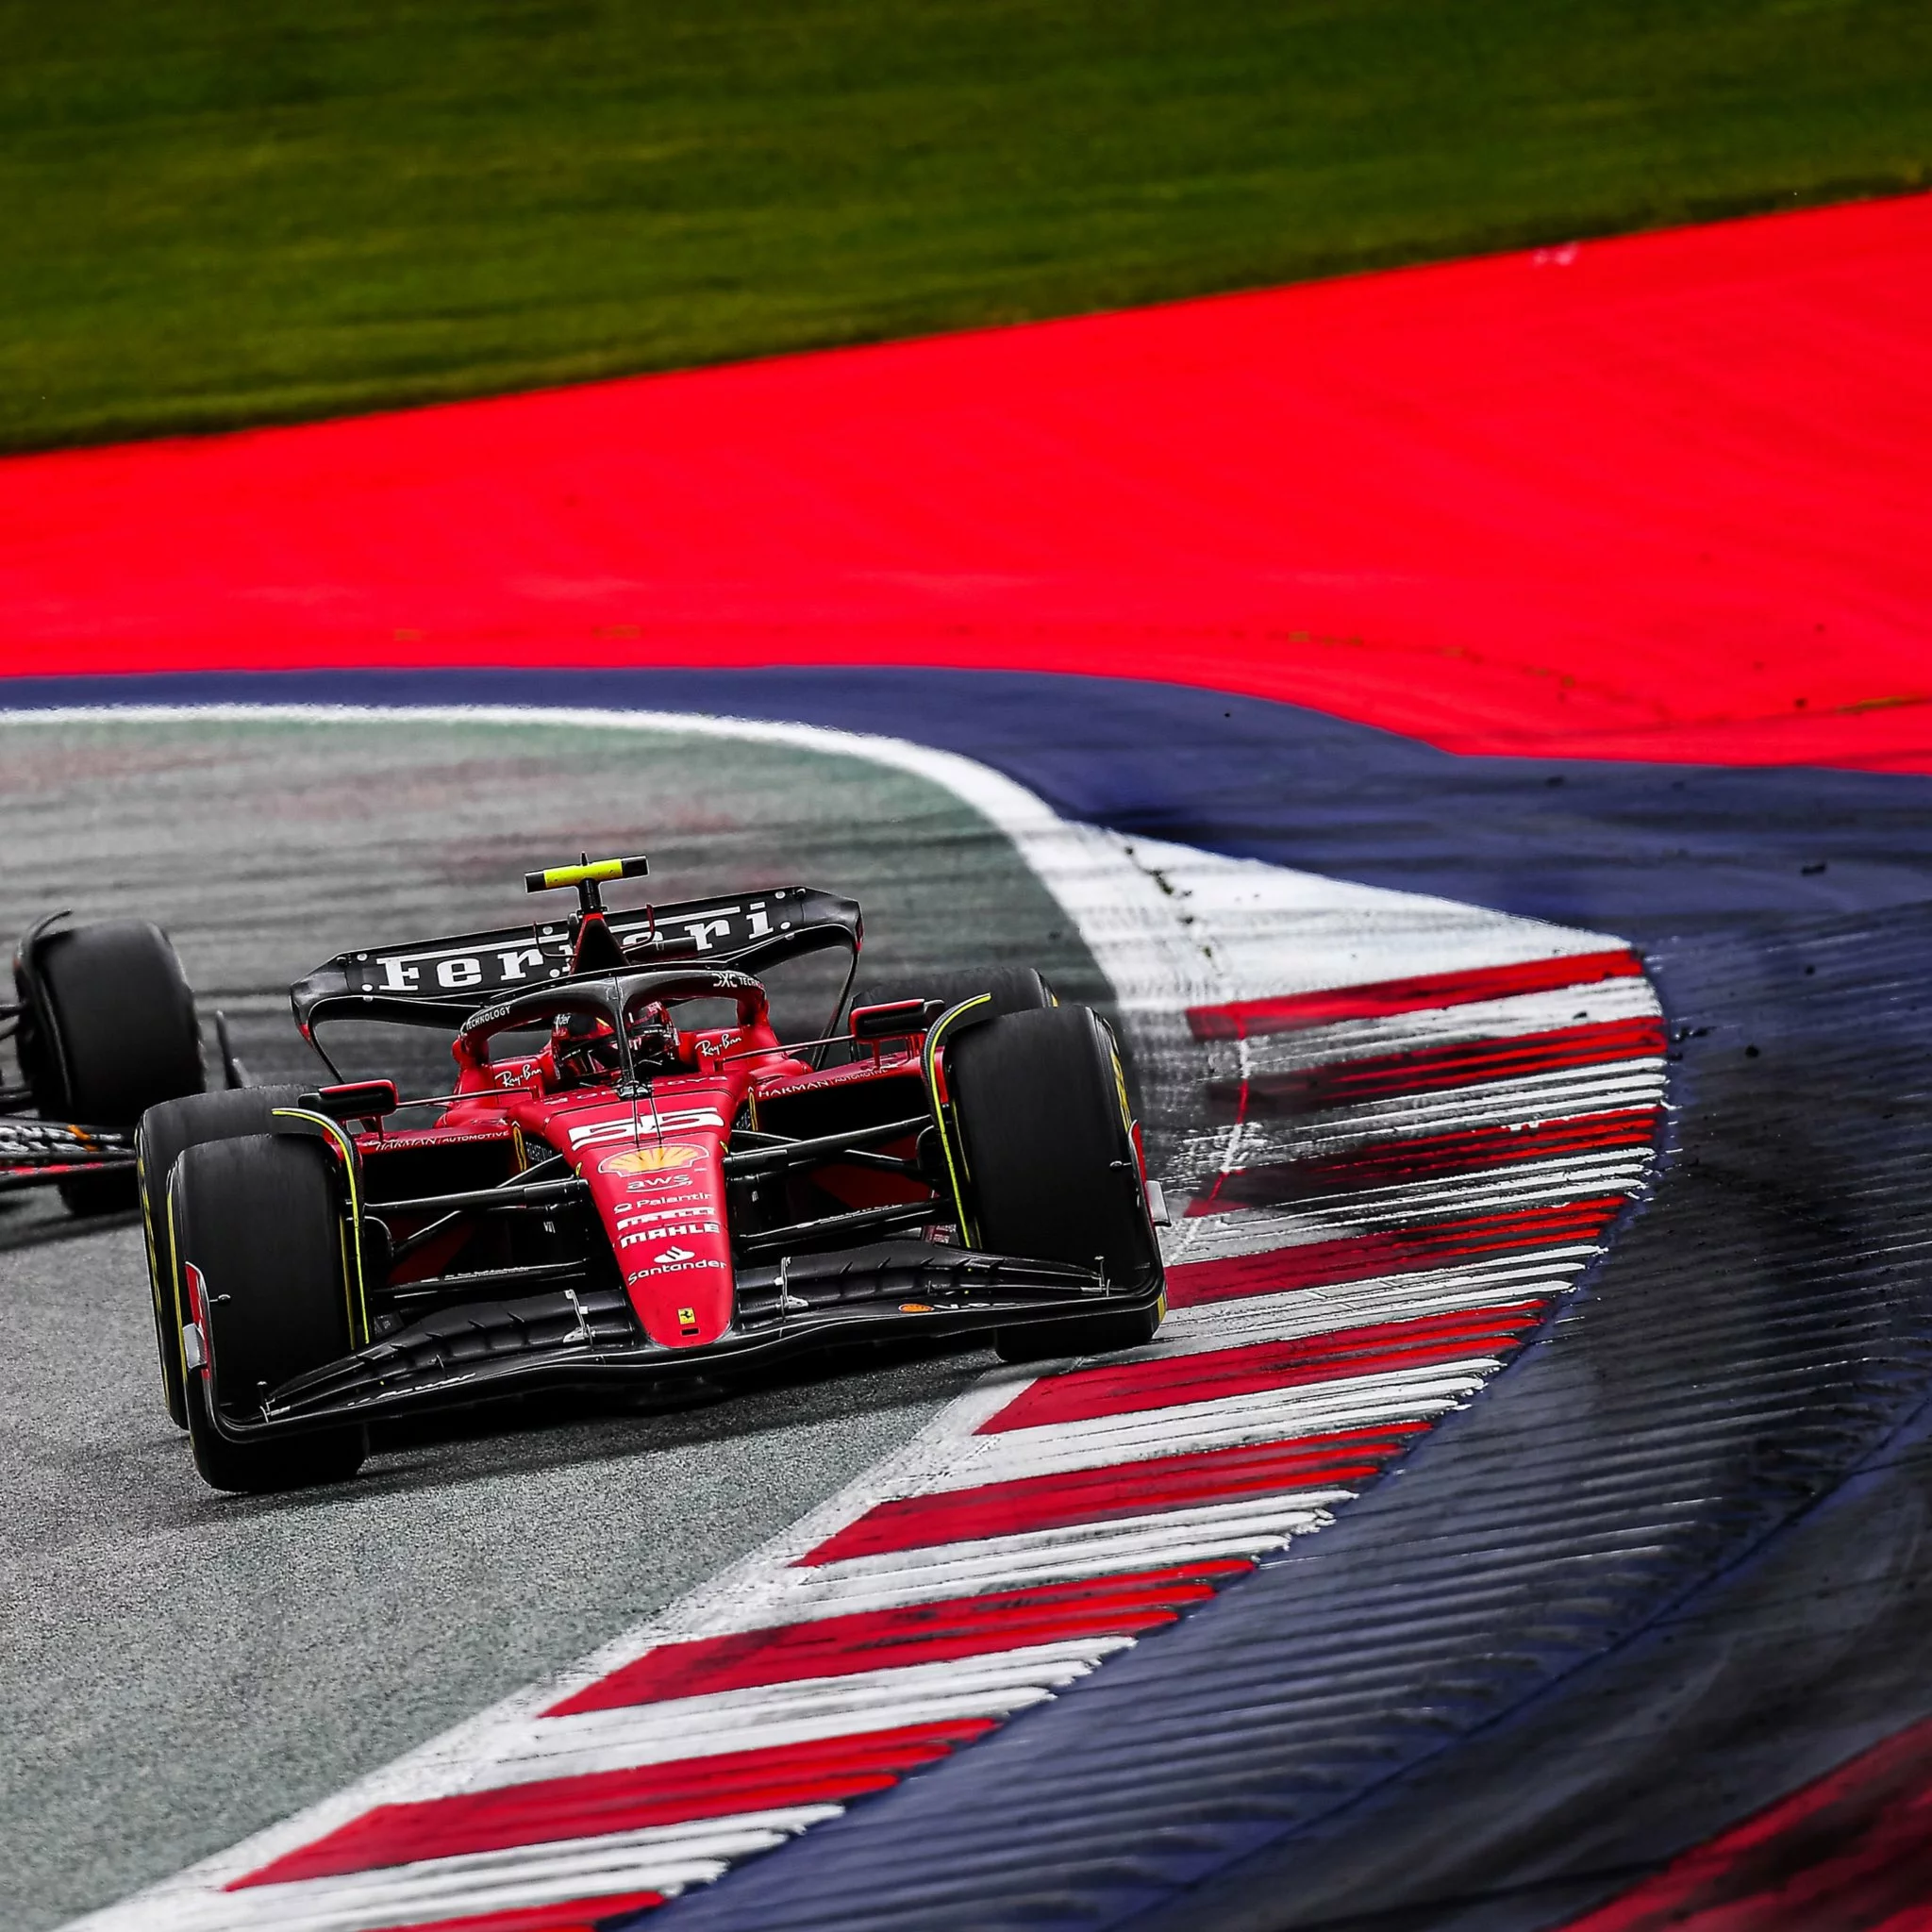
left=291, top=886, right=862, bottom=1041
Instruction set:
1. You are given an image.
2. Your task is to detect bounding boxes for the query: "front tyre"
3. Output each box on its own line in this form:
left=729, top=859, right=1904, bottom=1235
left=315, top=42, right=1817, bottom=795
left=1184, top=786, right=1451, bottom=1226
left=170, top=1132, right=367, bottom=1493
left=947, top=1004, right=1164, bottom=1365
left=138, top=1086, right=306, bottom=1430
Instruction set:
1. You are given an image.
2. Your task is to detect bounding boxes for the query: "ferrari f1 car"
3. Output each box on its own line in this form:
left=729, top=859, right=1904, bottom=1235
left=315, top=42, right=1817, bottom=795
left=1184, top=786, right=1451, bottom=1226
left=141, top=856, right=1171, bottom=1492
left=5, top=914, right=209, bottom=1215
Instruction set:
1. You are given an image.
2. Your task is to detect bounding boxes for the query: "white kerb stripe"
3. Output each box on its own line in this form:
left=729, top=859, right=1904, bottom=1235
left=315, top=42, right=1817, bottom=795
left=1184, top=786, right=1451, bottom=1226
left=371, top=1641, right=1134, bottom=1802
left=908, top=1363, right=1493, bottom=1494
left=133, top=1807, right=843, bottom=1932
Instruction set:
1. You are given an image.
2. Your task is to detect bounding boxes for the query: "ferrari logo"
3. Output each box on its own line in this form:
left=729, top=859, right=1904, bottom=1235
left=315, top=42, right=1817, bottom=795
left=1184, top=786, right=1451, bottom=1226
left=677, top=1306, right=698, bottom=1330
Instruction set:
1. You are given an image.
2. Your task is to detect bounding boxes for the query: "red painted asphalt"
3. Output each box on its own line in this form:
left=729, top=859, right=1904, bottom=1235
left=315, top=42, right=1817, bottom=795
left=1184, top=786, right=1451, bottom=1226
left=4, top=194, right=1928, bottom=772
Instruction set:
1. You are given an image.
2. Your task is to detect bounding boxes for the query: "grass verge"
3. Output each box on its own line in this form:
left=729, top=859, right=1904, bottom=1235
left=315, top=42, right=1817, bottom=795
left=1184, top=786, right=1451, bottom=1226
left=3, top=0, right=1928, bottom=449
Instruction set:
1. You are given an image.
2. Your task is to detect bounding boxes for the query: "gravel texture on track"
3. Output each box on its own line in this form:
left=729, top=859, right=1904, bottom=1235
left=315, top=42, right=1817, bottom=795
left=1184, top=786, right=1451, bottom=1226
left=0, top=712, right=1107, bottom=1932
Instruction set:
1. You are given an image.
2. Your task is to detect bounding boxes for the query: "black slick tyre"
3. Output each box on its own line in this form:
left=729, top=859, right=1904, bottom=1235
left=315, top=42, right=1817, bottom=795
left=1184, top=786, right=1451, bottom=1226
left=138, top=1085, right=306, bottom=1430
left=171, top=1132, right=367, bottom=1493
left=16, top=920, right=204, bottom=1214
left=853, top=965, right=1054, bottom=1023
left=947, top=1004, right=1164, bottom=1364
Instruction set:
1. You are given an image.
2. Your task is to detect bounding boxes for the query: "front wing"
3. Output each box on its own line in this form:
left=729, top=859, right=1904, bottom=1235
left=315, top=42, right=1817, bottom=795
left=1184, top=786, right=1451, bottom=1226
left=0, top=1116, right=135, bottom=1194
left=208, top=1241, right=1164, bottom=1440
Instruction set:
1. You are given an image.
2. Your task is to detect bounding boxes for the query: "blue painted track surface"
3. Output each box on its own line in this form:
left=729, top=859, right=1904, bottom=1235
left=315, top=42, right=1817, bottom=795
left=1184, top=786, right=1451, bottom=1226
left=12, top=667, right=1932, bottom=1930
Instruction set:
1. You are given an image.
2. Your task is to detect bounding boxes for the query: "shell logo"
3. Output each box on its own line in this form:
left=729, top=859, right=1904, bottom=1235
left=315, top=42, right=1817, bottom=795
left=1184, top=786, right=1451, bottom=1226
left=597, top=1142, right=708, bottom=1176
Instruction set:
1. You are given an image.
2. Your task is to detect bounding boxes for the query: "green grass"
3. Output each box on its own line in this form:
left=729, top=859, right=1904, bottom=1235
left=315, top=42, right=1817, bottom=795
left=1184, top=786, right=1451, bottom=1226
left=2, top=0, right=1928, bottom=450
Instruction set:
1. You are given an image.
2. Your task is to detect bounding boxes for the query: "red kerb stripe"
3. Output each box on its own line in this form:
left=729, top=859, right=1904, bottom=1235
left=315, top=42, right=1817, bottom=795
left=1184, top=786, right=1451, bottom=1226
left=1188, top=950, right=1641, bottom=1040
left=233, top=1724, right=991, bottom=1889
left=1189, top=1108, right=1659, bottom=1214
left=1213, top=1017, right=1668, bottom=1116
left=548, top=1562, right=1250, bottom=1715
left=1165, top=1198, right=1625, bottom=1305
left=980, top=1306, right=1541, bottom=1433
left=365, top=1893, right=665, bottom=1932
left=800, top=1425, right=1423, bottom=1566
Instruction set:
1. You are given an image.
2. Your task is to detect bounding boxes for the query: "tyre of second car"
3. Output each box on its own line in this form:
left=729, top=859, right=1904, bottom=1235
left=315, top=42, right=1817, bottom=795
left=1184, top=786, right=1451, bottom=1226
left=19, top=920, right=205, bottom=1214
left=22, top=919, right=204, bottom=1119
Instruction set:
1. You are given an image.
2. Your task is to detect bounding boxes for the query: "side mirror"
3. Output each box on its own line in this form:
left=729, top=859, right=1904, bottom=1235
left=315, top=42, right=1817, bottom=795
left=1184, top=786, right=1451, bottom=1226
left=300, top=1079, right=401, bottom=1123
left=850, top=998, right=942, bottom=1042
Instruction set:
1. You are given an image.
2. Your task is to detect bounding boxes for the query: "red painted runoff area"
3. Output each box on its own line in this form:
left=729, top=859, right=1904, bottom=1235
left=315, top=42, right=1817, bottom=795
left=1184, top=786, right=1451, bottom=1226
left=2, top=197, right=1928, bottom=773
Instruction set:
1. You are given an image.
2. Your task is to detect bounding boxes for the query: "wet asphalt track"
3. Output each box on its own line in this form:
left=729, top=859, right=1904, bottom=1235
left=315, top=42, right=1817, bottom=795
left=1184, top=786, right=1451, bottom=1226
left=0, top=713, right=1109, bottom=1932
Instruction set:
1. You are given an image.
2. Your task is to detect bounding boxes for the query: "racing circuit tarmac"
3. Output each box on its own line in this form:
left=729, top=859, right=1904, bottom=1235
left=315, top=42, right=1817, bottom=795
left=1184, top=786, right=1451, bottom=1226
left=0, top=712, right=1112, bottom=1932
left=22, top=685, right=1932, bottom=1932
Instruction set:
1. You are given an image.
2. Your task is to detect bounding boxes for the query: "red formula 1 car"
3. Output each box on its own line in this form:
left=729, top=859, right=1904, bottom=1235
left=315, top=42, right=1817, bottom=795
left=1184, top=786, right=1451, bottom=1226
left=140, top=856, right=1170, bottom=1492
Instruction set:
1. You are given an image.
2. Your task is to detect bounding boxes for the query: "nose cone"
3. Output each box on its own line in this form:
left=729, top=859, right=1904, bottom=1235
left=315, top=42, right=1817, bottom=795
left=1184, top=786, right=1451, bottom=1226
left=575, top=1106, right=736, bottom=1346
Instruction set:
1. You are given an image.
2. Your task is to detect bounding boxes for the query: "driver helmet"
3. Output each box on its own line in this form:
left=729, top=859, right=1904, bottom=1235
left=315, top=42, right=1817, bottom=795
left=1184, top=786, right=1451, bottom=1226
left=626, top=1000, right=678, bottom=1066
left=551, top=1010, right=621, bottom=1084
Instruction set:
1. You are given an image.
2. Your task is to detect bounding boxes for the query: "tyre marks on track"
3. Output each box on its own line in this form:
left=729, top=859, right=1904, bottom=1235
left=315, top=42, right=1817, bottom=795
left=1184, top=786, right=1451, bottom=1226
left=75, top=824, right=1666, bottom=1932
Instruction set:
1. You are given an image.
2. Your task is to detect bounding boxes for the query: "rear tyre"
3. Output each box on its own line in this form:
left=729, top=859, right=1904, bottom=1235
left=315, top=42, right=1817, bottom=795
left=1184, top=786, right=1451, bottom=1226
left=138, top=1086, right=306, bottom=1429
left=852, top=965, right=1054, bottom=1024
left=171, top=1133, right=367, bottom=1493
left=948, top=1004, right=1164, bottom=1365
left=17, top=920, right=204, bottom=1215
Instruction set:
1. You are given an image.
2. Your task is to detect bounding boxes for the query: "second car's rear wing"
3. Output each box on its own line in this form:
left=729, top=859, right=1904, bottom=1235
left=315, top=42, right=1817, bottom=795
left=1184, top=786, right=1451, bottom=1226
left=291, top=886, right=862, bottom=1042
